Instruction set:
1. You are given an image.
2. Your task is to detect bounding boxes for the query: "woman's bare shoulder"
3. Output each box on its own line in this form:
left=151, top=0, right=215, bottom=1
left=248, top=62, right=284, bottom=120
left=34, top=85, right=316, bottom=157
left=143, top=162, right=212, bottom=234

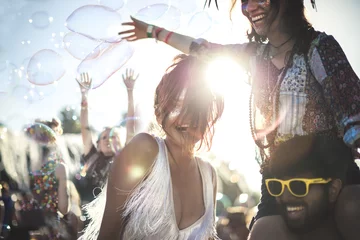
left=110, top=133, right=160, bottom=191
left=124, top=132, right=159, bottom=159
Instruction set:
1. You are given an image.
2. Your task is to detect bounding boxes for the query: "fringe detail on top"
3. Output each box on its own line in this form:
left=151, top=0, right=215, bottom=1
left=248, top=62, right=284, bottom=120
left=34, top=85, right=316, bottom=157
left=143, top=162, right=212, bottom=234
left=78, top=181, right=107, bottom=240
left=79, top=137, right=218, bottom=240
left=188, top=160, right=219, bottom=240
left=122, top=137, right=178, bottom=239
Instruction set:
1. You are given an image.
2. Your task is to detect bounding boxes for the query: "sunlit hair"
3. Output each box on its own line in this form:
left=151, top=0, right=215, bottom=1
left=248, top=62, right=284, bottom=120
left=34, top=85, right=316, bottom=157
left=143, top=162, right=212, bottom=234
left=96, top=126, right=123, bottom=149
left=267, top=134, right=353, bottom=182
left=96, top=127, right=111, bottom=143
left=154, top=54, right=224, bottom=151
left=35, top=117, right=63, bottom=135
left=230, top=0, right=314, bottom=54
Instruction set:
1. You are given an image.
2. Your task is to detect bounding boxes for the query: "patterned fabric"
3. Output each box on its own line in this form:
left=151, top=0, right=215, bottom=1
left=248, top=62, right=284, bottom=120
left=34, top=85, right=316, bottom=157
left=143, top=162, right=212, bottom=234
left=190, top=32, right=360, bottom=152
left=19, top=150, right=66, bottom=240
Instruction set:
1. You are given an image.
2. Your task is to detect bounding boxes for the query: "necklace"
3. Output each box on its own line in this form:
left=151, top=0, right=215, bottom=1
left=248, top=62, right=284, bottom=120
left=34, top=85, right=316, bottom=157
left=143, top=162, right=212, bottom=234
left=249, top=42, right=298, bottom=161
left=269, top=36, right=293, bottom=49
left=267, top=36, right=293, bottom=60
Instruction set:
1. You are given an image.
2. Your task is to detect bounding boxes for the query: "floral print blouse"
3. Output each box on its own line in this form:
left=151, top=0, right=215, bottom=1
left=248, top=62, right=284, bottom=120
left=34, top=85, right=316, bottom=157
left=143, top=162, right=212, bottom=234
left=189, top=31, right=360, bottom=157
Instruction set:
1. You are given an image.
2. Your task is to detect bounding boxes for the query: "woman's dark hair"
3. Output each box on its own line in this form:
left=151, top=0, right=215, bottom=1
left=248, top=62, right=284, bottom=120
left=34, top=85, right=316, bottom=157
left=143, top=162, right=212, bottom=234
left=154, top=54, right=224, bottom=151
left=230, top=0, right=315, bottom=54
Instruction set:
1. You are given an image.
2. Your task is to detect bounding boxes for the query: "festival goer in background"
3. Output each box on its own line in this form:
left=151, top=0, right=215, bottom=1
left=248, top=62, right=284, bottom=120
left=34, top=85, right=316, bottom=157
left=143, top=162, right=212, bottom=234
left=118, top=0, right=360, bottom=239
left=67, top=180, right=83, bottom=238
left=80, top=54, right=224, bottom=239
left=15, top=118, right=73, bottom=240
left=264, top=134, right=353, bottom=240
left=0, top=182, right=11, bottom=239
left=216, top=206, right=249, bottom=240
left=74, top=68, right=137, bottom=205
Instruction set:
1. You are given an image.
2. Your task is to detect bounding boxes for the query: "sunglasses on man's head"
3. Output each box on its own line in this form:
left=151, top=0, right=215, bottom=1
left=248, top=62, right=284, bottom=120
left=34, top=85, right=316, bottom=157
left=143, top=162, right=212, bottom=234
left=265, top=178, right=332, bottom=198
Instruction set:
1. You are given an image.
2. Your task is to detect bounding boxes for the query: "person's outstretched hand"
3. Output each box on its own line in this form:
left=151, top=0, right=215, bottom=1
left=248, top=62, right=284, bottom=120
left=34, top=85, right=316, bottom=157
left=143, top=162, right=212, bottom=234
left=118, top=16, right=149, bottom=42
left=77, top=72, right=92, bottom=94
left=122, top=68, right=139, bottom=90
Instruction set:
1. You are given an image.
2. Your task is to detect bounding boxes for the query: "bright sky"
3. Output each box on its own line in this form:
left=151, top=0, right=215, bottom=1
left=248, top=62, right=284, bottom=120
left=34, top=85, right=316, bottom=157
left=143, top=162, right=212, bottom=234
left=0, top=0, right=359, bottom=192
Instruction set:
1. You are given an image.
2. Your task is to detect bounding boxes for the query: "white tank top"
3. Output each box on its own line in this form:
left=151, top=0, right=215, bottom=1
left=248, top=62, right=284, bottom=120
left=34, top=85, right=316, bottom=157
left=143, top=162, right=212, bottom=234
left=122, top=137, right=218, bottom=240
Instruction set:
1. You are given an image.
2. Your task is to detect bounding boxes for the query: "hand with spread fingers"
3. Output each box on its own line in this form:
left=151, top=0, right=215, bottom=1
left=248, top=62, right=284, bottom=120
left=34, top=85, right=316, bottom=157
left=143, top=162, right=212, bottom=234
left=118, top=16, right=148, bottom=42
left=77, top=72, right=92, bottom=95
left=122, top=68, right=139, bottom=90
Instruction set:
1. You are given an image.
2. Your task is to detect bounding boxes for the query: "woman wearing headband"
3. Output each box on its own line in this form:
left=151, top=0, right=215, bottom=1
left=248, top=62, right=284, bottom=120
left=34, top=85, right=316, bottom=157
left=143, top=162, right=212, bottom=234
left=118, top=0, right=360, bottom=239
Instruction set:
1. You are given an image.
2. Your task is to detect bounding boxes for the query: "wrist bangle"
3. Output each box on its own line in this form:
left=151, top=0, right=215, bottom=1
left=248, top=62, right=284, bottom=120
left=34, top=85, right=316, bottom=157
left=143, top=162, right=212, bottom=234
left=147, top=25, right=154, bottom=38
left=154, top=27, right=164, bottom=42
left=164, top=31, right=174, bottom=44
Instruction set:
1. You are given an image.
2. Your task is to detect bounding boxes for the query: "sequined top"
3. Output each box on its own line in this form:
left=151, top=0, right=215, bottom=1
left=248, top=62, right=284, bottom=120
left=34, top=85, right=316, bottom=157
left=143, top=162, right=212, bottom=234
left=19, top=150, right=67, bottom=240
left=190, top=32, right=360, bottom=156
left=21, top=151, right=63, bottom=212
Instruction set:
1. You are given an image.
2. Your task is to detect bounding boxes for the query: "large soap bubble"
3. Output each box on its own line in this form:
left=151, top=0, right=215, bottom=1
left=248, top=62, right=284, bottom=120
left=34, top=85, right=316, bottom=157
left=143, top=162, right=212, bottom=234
left=77, top=40, right=134, bottom=89
left=65, top=5, right=123, bottom=43
left=126, top=0, right=170, bottom=16
left=0, top=61, right=18, bottom=94
left=35, top=81, right=59, bottom=100
left=135, top=4, right=181, bottom=31
left=29, top=11, right=53, bottom=29
left=12, top=85, right=36, bottom=102
left=187, top=11, right=213, bottom=37
left=171, top=0, right=202, bottom=14
left=27, top=49, right=65, bottom=86
left=63, top=32, right=101, bottom=60
left=98, top=0, right=125, bottom=11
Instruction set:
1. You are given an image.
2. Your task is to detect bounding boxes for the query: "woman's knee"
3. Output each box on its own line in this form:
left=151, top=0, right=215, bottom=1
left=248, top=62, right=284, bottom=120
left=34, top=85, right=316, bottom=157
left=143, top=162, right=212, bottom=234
left=248, top=215, right=297, bottom=240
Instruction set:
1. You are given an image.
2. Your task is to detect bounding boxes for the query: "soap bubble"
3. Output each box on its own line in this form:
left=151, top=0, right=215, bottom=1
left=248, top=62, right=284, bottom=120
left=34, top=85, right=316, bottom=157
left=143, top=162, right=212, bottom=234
left=63, top=32, right=101, bottom=60
left=135, top=4, right=181, bottom=31
left=35, top=81, right=59, bottom=99
left=29, top=11, right=52, bottom=29
left=98, top=0, right=125, bottom=11
left=65, top=5, right=123, bottom=43
left=171, top=0, right=202, bottom=14
left=27, top=49, right=65, bottom=85
left=77, top=40, right=134, bottom=89
left=187, top=11, right=213, bottom=37
left=0, top=61, right=18, bottom=94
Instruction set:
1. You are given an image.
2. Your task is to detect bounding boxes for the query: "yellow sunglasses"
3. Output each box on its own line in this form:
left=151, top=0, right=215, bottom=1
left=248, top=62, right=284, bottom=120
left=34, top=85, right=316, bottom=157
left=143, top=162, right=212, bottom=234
left=265, top=178, right=332, bottom=198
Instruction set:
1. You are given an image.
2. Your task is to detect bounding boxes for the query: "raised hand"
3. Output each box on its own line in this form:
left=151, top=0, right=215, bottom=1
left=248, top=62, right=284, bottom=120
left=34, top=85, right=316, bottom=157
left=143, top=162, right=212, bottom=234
left=122, top=68, right=139, bottom=90
left=77, top=72, right=92, bottom=94
left=118, top=16, right=149, bottom=42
